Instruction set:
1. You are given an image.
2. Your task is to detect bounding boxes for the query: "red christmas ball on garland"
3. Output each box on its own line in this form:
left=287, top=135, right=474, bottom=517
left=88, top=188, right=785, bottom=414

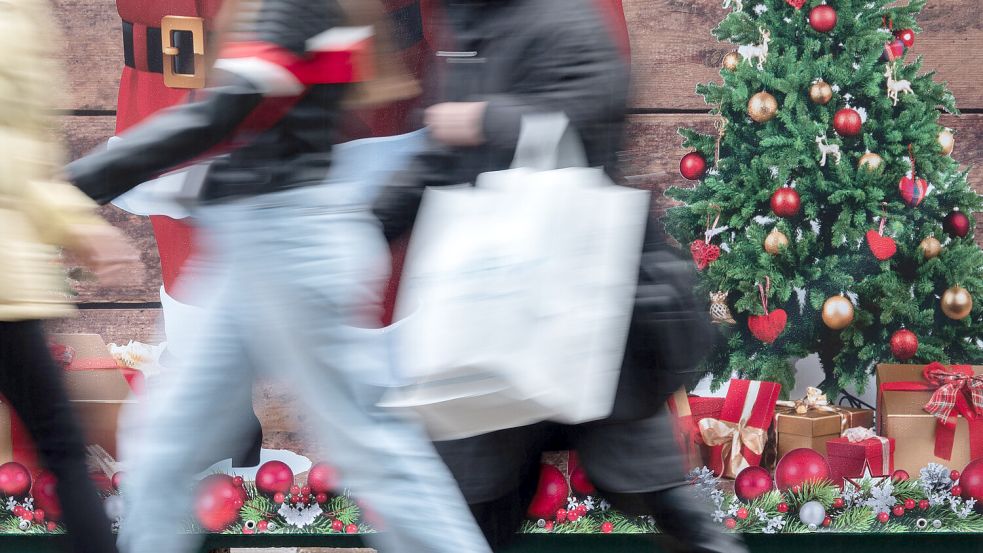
left=774, top=448, right=831, bottom=491
left=307, top=462, right=339, bottom=495
left=770, top=187, right=801, bottom=218
left=833, top=108, right=863, bottom=137
left=0, top=462, right=32, bottom=498
left=724, top=518, right=738, bottom=529
left=877, top=511, right=890, bottom=523
left=809, top=5, right=837, bottom=33
left=526, top=464, right=570, bottom=520
left=680, top=152, right=708, bottom=181
left=959, top=458, right=983, bottom=512
left=892, top=469, right=911, bottom=482
left=32, top=471, right=61, bottom=521
left=255, top=460, right=294, bottom=497
left=943, top=211, right=973, bottom=238
left=890, top=330, right=919, bottom=361
left=735, top=466, right=773, bottom=502
left=896, top=29, right=916, bottom=48
left=194, top=474, right=242, bottom=533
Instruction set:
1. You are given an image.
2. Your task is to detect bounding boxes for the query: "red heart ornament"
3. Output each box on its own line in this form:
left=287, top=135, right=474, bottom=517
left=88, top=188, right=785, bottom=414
left=690, top=240, right=721, bottom=271
left=748, top=309, right=788, bottom=343
left=785, top=0, right=806, bottom=8
left=898, top=175, right=928, bottom=207
left=866, top=230, right=897, bottom=260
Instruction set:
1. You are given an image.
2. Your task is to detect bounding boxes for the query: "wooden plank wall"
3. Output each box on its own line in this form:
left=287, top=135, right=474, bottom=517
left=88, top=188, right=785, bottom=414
left=53, top=0, right=983, bottom=456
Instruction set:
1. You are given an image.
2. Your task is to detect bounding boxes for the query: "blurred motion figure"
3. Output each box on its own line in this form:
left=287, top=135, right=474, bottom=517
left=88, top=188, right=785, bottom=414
left=65, top=1, right=491, bottom=553
left=0, top=1, right=139, bottom=552
left=374, top=1, right=746, bottom=552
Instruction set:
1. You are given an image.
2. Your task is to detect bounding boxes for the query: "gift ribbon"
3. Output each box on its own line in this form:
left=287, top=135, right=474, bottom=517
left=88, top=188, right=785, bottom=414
left=699, top=381, right=770, bottom=477
left=772, top=386, right=850, bottom=462
left=879, top=362, right=983, bottom=461
left=842, top=426, right=891, bottom=475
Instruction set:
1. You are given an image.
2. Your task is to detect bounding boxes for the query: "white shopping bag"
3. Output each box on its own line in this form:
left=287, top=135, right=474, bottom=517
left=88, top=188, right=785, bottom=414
left=381, top=113, right=649, bottom=439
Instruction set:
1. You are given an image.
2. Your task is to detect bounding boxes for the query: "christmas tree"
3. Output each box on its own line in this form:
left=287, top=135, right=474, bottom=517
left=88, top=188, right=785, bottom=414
left=665, top=0, right=982, bottom=395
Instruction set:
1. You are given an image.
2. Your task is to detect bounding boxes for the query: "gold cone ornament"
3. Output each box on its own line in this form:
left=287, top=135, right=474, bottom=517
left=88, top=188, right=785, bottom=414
left=710, top=291, right=737, bottom=325
left=919, top=236, right=942, bottom=260
left=938, top=129, right=955, bottom=156
left=822, top=295, right=855, bottom=330
left=809, top=80, right=833, bottom=105
left=723, top=51, right=740, bottom=71
left=748, top=92, right=778, bottom=123
left=858, top=152, right=884, bottom=172
left=941, top=286, right=973, bottom=320
left=764, top=228, right=789, bottom=255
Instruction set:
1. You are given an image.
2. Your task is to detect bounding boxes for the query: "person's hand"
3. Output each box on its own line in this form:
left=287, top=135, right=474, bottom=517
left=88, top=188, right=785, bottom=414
left=67, top=225, right=141, bottom=287
left=424, top=102, right=488, bottom=147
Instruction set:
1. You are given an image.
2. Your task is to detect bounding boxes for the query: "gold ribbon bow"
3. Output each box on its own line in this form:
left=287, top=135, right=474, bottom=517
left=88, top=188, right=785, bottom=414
left=698, top=417, right=767, bottom=478
left=776, top=387, right=835, bottom=415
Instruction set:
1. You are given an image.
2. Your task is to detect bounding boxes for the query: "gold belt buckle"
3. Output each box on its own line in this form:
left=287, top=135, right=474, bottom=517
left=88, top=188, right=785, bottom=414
left=161, top=15, right=206, bottom=89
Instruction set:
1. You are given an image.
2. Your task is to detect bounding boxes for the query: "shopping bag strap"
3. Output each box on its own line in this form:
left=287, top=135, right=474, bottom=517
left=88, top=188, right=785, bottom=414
left=510, top=112, right=588, bottom=171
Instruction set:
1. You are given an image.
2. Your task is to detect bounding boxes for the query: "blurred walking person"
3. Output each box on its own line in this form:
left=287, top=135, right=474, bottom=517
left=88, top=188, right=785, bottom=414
left=0, top=2, right=139, bottom=552
left=374, top=1, right=747, bottom=552
left=64, top=1, right=492, bottom=553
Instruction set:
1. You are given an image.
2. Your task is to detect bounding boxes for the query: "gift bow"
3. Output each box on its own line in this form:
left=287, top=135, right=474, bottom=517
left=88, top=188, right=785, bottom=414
left=922, top=362, right=983, bottom=422
left=698, top=417, right=766, bottom=478
left=842, top=426, right=877, bottom=442
left=776, top=387, right=836, bottom=415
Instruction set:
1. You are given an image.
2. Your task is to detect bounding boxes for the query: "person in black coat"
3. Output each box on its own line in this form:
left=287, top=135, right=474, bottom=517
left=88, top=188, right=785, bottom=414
left=373, top=1, right=747, bottom=551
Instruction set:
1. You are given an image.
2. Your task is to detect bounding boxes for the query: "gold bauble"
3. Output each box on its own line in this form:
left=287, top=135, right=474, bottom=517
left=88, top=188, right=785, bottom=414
left=723, top=51, right=741, bottom=71
left=941, top=286, right=973, bottom=320
left=919, top=236, right=942, bottom=260
left=822, top=295, right=855, bottom=330
left=858, top=152, right=884, bottom=172
left=764, top=228, right=790, bottom=255
left=809, top=80, right=833, bottom=105
left=748, top=91, right=779, bottom=123
left=938, top=128, right=955, bottom=156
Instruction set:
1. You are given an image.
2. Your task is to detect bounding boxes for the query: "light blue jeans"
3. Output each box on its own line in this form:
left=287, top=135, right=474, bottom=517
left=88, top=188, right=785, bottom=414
left=116, top=177, right=490, bottom=553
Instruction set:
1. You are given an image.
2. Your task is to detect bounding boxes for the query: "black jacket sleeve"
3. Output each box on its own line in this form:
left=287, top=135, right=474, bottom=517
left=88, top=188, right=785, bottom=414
left=65, top=73, right=264, bottom=204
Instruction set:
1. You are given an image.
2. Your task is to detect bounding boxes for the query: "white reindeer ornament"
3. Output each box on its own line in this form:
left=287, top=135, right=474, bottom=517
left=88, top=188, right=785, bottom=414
left=738, top=29, right=770, bottom=70
left=885, top=63, right=913, bottom=106
left=816, top=135, right=841, bottom=166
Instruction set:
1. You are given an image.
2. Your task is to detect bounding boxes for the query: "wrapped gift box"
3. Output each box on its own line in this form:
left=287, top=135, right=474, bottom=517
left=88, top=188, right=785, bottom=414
left=877, top=363, right=983, bottom=476
left=773, top=406, right=873, bottom=458
left=0, top=334, right=136, bottom=467
left=698, top=380, right=782, bottom=478
left=827, top=434, right=895, bottom=483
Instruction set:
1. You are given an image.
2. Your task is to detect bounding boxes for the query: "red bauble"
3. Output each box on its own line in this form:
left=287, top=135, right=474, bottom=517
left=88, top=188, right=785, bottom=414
left=777, top=502, right=789, bottom=513
left=832, top=497, right=845, bottom=509
left=556, top=508, right=568, bottom=522
left=527, top=464, right=570, bottom=520
left=890, top=330, right=919, bottom=361
left=345, top=523, right=359, bottom=534
left=331, top=519, right=344, bottom=532
left=748, top=309, right=788, bottom=344
left=570, top=466, right=597, bottom=496
left=809, top=5, right=837, bottom=32
left=307, top=462, right=339, bottom=495
left=255, top=461, right=294, bottom=497
left=822, top=516, right=832, bottom=527
left=290, top=484, right=301, bottom=496
left=952, top=486, right=963, bottom=497
left=316, top=492, right=329, bottom=504
left=194, top=474, right=241, bottom=532
left=680, top=152, right=708, bottom=181
left=544, top=520, right=555, bottom=531
left=724, top=518, right=737, bottom=529
left=899, top=176, right=928, bottom=207
left=904, top=499, right=916, bottom=510
left=601, top=521, right=614, bottom=534
left=273, top=492, right=285, bottom=505
left=736, top=507, right=749, bottom=520
left=833, top=108, right=863, bottom=137
left=46, top=522, right=57, bottom=532
left=567, top=510, right=581, bottom=522
left=31, top=471, right=61, bottom=522
left=0, top=462, right=32, bottom=498
left=33, top=510, right=45, bottom=523
left=896, top=29, right=916, bottom=48
left=770, top=188, right=801, bottom=218
left=735, top=466, right=773, bottom=502
left=877, top=511, right=890, bottom=523
left=919, top=499, right=930, bottom=510
left=774, top=448, right=831, bottom=491
left=893, top=505, right=905, bottom=517
left=943, top=211, right=972, bottom=238
left=951, top=470, right=961, bottom=481
left=959, top=458, right=983, bottom=511
left=892, top=469, right=911, bottom=482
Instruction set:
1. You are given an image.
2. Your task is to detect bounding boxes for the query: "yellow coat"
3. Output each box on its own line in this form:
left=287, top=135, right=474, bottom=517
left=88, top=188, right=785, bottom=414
left=0, top=0, right=106, bottom=321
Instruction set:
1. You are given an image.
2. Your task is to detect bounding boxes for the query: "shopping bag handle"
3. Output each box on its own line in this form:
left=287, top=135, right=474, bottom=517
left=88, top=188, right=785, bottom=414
left=510, top=112, right=588, bottom=171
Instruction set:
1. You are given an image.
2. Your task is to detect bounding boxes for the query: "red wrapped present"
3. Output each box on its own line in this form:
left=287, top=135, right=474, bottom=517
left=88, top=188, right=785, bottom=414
left=666, top=388, right=704, bottom=470
left=827, top=427, right=895, bottom=483
left=697, top=379, right=782, bottom=478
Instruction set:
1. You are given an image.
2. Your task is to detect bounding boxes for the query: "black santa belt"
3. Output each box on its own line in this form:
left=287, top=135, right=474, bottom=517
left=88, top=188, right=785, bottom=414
left=122, top=20, right=207, bottom=75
